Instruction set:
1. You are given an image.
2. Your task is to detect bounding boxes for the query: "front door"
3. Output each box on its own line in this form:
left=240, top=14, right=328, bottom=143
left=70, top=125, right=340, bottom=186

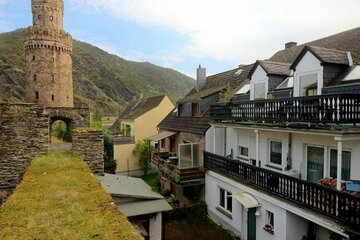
left=247, top=208, right=256, bottom=240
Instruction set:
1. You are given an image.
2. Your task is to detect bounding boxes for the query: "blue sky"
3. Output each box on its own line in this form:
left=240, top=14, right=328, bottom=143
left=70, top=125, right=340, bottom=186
left=1, top=0, right=360, bottom=78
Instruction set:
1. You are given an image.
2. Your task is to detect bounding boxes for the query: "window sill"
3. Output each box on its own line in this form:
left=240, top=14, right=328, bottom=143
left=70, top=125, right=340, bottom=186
left=236, top=156, right=249, bottom=161
left=265, top=164, right=282, bottom=171
left=216, top=207, right=232, bottom=219
left=263, top=226, right=274, bottom=235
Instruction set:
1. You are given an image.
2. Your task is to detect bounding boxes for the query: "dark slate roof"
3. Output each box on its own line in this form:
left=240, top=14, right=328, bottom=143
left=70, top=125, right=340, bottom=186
left=180, top=64, right=253, bottom=102
left=117, top=95, right=166, bottom=120
left=270, top=27, right=360, bottom=65
left=249, top=60, right=291, bottom=77
left=290, top=45, right=349, bottom=69
left=158, top=114, right=211, bottom=135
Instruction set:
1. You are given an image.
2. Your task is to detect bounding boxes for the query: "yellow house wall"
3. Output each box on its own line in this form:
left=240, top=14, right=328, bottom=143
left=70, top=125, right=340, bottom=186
left=114, top=143, right=138, bottom=172
left=114, top=96, right=174, bottom=173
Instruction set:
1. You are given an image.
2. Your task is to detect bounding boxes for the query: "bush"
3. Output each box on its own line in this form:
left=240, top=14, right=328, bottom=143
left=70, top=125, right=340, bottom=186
left=133, top=140, right=155, bottom=176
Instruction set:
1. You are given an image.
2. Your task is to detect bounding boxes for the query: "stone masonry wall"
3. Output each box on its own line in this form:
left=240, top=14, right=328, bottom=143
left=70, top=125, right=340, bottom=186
left=0, top=103, right=49, bottom=204
left=72, top=129, right=104, bottom=175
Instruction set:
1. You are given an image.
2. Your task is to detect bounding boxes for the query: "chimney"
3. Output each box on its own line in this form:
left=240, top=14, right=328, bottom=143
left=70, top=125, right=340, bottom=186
left=196, top=65, right=206, bottom=91
left=285, top=42, right=297, bottom=49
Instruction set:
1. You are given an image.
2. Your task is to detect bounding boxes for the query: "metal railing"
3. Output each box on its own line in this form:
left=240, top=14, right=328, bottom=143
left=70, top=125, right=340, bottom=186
left=211, top=94, right=360, bottom=124
left=204, top=151, right=360, bottom=227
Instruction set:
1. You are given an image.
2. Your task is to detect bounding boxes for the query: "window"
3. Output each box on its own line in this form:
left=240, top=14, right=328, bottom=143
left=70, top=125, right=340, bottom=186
left=51, top=95, right=54, bottom=101
left=299, top=73, right=318, bottom=96
left=219, top=188, right=232, bottom=213
left=238, top=146, right=249, bottom=158
left=307, top=146, right=324, bottom=183
left=254, top=82, right=266, bottom=99
left=330, top=149, right=351, bottom=181
left=192, top=103, right=199, bottom=117
left=34, top=74, right=37, bottom=81
left=35, top=91, right=39, bottom=100
left=32, top=55, right=35, bottom=61
left=264, top=210, right=274, bottom=234
left=270, top=141, right=282, bottom=165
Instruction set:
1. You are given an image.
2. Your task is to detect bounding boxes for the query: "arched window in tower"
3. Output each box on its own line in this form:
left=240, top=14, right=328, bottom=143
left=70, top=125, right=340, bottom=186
left=35, top=91, right=39, bottom=100
left=34, top=74, right=37, bottom=81
left=32, top=55, right=35, bottom=61
left=52, top=95, right=55, bottom=102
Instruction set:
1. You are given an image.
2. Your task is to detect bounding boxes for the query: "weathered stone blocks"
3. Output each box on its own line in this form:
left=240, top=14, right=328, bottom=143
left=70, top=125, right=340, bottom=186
left=72, top=129, right=104, bottom=176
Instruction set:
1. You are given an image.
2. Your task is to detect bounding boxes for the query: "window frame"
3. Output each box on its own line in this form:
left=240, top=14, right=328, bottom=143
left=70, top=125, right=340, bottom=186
left=268, top=140, right=282, bottom=166
left=217, top=187, right=232, bottom=217
left=298, top=72, right=318, bottom=96
left=329, top=148, right=351, bottom=181
left=253, top=81, right=266, bottom=100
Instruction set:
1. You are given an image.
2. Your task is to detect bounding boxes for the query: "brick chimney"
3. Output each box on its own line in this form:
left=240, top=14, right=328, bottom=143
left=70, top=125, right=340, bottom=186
left=196, top=65, right=206, bottom=91
left=285, top=42, right=297, bottom=49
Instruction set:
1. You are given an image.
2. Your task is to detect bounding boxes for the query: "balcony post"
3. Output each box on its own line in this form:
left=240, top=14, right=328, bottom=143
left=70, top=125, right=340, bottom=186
left=336, top=139, right=343, bottom=190
left=255, top=129, right=259, bottom=167
left=213, top=126, right=216, bottom=154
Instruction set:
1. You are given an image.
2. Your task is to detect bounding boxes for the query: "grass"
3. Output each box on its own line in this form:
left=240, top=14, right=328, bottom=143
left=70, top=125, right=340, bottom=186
left=140, top=172, right=160, bottom=190
left=165, top=206, right=235, bottom=240
left=0, top=152, right=142, bottom=240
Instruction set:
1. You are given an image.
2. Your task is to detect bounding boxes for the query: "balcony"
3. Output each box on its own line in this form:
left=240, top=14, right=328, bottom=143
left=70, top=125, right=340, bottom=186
left=211, top=94, right=360, bottom=124
left=204, top=151, right=360, bottom=227
left=113, top=136, right=135, bottom=145
left=151, top=152, right=205, bottom=184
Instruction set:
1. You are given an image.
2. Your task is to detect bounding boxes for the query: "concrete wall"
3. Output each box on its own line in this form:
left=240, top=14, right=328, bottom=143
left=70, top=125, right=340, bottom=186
left=72, top=128, right=104, bottom=175
left=0, top=103, right=49, bottom=204
left=114, top=143, right=138, bottom=173
left=149, top=212, right=162, bottom=240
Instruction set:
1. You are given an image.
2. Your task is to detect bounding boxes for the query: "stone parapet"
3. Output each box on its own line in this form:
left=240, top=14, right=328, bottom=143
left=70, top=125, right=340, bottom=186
left=24, top=27, right=73, bottom=52
left=72, top=129, right=104, bottom=175
left=0, top=103, right=49, bottom=204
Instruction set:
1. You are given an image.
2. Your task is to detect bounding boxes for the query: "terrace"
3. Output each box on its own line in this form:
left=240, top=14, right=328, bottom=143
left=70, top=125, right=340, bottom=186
left=211, top=94, right=360, bottom=125
left=204, top=151, right=360, bottom=228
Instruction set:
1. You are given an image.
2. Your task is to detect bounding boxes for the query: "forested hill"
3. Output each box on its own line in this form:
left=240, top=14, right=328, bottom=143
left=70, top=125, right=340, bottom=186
left=0, top=29, right=194, bottom=114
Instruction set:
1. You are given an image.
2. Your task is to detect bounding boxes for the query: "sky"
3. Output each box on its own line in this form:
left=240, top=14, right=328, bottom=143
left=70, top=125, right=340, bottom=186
left=0, top=0, right=360, bottom=78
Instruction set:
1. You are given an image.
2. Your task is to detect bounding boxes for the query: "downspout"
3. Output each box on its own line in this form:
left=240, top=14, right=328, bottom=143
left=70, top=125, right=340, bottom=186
left=286, top=133, right=292, bottom=170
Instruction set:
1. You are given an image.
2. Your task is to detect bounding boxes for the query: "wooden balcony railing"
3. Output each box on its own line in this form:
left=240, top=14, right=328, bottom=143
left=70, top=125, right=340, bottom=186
left=211, top=94, right=360, bottom=124
left=151, top=152, right=205, bottom=183
left=204, top=151, right=360, bottom=227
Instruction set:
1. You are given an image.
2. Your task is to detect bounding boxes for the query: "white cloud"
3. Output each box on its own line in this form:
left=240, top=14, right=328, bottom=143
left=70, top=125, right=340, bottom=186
left=69, top=0, right=360, bottom=65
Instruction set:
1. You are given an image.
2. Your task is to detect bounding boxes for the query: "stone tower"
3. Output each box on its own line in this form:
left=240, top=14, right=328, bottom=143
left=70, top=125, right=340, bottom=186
left=24, top=0, right=73, bottom=107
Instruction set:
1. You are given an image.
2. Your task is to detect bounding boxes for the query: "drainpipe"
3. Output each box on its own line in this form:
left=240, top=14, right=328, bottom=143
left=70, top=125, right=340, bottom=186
left=213, top=126, right=216, bottom=154
left=255, top=129, right=259, bottom=167
left=286, top=133, right=292, bottom=171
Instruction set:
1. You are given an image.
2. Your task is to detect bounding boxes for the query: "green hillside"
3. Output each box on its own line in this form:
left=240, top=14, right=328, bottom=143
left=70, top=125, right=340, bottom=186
left=0, top=29, right=194, bottom=114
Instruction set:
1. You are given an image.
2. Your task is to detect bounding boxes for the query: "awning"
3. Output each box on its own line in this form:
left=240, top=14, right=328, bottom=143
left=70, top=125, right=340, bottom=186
left=233, top=192, right=261, bottom=209
left=148, top=131, right=177, bottom=142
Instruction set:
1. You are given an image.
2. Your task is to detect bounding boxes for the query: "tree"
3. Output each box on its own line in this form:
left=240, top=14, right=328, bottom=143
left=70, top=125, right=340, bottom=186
left=53, top=121, right=68, bottom=141
left=103, top=131, right=117, bottom=173
left=133, top=140, right=155, bottom=176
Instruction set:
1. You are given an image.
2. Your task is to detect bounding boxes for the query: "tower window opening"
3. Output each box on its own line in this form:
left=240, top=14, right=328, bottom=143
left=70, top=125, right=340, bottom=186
left=34, top=74, right=37, bottom=81
left=35, top=91, right=39, bottom=100
left=32, top=55, right=35, bottom=61
left=52, top=95, right=54, bottom=101
left=52, top=75, right=55, bottom=83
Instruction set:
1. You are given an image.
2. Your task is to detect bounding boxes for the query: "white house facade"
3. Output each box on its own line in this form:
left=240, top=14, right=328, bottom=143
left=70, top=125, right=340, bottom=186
left=204, top=28, right=360, bottom=240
